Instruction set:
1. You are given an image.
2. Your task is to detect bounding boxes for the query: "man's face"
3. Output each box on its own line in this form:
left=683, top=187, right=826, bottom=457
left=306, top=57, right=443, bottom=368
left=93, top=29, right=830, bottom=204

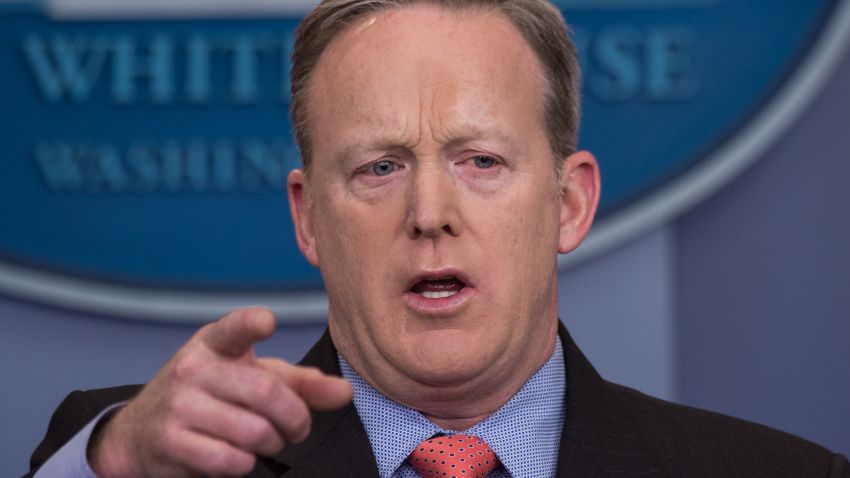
left=289, top=5, right=598, bottom=403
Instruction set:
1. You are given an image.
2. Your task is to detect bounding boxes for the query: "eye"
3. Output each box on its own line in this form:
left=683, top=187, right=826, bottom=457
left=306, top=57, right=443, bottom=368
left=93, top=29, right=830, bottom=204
left=472, top=155, right=496, bottom=169
left=370, top=160, right=396, bottom=176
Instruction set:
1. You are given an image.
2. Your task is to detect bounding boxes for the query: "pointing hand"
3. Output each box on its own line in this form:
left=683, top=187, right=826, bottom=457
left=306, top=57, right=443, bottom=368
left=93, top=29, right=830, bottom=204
left=88, top=307, right=353, bottom=478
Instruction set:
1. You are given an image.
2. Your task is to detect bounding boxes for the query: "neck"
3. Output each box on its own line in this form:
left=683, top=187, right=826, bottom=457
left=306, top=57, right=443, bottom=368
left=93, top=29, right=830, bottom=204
left=421, top=411, right=493, bottom=431
left=338, top=321, right=559, bottom=432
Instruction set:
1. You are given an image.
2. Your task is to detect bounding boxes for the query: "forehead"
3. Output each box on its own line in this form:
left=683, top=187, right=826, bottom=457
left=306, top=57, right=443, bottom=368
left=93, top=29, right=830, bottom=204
left=308, top=5, right=547, bottom=148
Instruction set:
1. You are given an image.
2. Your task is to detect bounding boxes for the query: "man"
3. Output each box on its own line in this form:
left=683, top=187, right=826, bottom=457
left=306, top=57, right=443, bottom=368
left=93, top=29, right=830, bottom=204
left=26, top=1, right=849, bottom=477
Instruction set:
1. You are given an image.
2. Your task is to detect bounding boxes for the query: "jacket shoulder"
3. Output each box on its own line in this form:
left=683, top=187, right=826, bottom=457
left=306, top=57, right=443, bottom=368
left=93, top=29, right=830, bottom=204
left=28, top=384, right=143, bottom=474
left=606, top=382, right=849, bottom=478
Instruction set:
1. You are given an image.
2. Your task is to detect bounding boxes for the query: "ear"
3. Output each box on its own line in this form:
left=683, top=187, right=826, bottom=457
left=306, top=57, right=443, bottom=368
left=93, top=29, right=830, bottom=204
left=287, top=169, right=320, bottom=267
left=557, top=150, right=601, bottom=254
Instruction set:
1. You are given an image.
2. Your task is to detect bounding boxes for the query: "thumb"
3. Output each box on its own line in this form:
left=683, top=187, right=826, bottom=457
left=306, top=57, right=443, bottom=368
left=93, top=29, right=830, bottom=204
left=200, top=307, right=276, bottom=358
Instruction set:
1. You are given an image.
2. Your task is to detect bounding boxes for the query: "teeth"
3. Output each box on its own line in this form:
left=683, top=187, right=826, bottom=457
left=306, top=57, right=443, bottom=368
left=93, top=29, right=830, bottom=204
left=421, top=290, right=459, bottom=299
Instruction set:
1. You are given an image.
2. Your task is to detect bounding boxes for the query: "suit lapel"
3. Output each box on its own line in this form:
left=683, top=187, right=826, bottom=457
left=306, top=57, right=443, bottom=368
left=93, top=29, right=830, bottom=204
left=266, top=405, right=378, bottom=477
left=556, top=323, right=664, bottom=477
left=260, top=330, right=380, bottom=477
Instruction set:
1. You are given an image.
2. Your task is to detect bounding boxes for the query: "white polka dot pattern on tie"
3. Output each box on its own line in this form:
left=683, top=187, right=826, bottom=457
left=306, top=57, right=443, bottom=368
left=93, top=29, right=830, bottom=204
left=409, top=434, right=500, bottom=478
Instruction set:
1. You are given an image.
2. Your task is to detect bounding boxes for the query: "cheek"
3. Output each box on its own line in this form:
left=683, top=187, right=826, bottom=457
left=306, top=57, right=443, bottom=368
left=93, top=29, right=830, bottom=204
left=313, top=188, right=402, bottom=291
left=478, top=181, right=559, bottom=283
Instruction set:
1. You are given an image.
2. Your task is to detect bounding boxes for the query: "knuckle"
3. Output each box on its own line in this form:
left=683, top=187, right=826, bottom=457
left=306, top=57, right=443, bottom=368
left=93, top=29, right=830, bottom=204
left=172, top=354, right=204, bottom=383
left=196, top=322, right=215, bottom=339
left=265, top=433, right=285, bottom=454
left=206, top=448, right=254, bottom=477
left=241, top=417, right=275, bottom=448
left=250, top=375, right=279, bottom=403
left=284, top=403, right=311, bottom=442
left=168, top=390, right=194, bottom=417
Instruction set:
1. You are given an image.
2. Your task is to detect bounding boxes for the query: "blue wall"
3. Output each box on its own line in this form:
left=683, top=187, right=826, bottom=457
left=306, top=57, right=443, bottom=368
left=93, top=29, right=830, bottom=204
left=676, top=48, right=850, bottom=455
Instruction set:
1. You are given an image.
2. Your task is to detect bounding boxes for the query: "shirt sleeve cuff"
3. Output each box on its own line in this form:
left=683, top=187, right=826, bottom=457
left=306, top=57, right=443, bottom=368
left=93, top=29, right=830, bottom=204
left=33, top=402, right=126, bottom=478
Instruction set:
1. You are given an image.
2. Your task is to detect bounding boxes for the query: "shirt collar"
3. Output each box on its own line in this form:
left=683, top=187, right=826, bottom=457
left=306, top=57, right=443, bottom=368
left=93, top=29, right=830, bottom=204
left=338, top=338, right=566, bottom=478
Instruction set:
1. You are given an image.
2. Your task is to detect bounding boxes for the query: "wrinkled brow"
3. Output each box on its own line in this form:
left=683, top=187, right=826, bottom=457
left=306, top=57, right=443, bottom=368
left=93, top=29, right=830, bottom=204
left=334, top=124, right=523, bottom=163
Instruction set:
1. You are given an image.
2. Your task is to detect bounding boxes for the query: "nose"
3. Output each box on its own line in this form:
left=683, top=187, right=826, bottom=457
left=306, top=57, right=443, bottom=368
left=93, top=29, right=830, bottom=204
left=407, top=161, right=462, bottom=239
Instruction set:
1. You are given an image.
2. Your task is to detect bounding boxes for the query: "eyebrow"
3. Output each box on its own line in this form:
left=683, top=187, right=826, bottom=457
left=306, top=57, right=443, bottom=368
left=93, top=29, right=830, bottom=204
left=441, top=124, right=524, bottom=157
left=333, top=123, right=523, bottom=164
left=334, top=138, right=411, bottom=165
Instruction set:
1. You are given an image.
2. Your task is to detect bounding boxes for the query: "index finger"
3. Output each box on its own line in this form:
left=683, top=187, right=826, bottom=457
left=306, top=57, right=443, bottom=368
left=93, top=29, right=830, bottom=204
left=200, top=307, right=276, bottom=357
left=258, top=359, right=353, bottom=411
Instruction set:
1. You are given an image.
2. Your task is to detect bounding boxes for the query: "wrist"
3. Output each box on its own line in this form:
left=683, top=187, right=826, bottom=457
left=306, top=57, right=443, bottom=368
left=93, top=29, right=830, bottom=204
left=87, top=408, right=136, bottom=478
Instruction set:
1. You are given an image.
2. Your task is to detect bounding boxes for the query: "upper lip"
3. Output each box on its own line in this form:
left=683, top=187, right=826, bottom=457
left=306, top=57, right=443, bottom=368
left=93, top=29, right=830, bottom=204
left=405, top=267, right=474, bottom=291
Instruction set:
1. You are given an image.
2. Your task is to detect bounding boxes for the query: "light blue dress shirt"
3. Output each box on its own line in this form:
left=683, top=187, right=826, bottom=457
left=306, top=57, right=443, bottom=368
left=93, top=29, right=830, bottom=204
left=33, top=338, right=564, bottom=478
left=33, top=403, right=123, bottom=478
left=339, top=337, right=566, bottom=478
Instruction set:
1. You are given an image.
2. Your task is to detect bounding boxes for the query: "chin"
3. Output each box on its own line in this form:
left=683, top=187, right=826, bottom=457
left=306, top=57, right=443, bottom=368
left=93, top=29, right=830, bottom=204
left=409, top=361, right=485, bottom=387
left=400, top=335, right=493, bottom=386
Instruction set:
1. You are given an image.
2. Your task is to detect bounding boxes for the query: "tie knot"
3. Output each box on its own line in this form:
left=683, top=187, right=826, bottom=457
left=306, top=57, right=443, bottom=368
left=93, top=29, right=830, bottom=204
left=408, top=434, right=499, bottom=478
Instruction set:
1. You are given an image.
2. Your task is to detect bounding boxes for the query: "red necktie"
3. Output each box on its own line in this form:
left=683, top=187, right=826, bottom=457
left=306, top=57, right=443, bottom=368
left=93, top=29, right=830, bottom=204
left=408, top=434, right=500, bottom=478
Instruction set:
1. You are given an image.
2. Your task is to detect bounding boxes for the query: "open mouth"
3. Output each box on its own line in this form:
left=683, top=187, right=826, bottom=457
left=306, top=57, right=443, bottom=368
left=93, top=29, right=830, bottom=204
left=410, top=276, right=467, bottom=299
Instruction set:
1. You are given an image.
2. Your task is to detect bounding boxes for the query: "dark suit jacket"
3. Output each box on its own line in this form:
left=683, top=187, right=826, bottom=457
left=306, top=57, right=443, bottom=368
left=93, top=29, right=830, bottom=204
left=27, top=324, right=849, bottom=477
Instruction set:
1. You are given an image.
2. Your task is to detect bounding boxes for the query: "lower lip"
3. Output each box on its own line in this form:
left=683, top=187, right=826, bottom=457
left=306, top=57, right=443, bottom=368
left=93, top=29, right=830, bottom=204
left=403, top=287, right=476, bottom=315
